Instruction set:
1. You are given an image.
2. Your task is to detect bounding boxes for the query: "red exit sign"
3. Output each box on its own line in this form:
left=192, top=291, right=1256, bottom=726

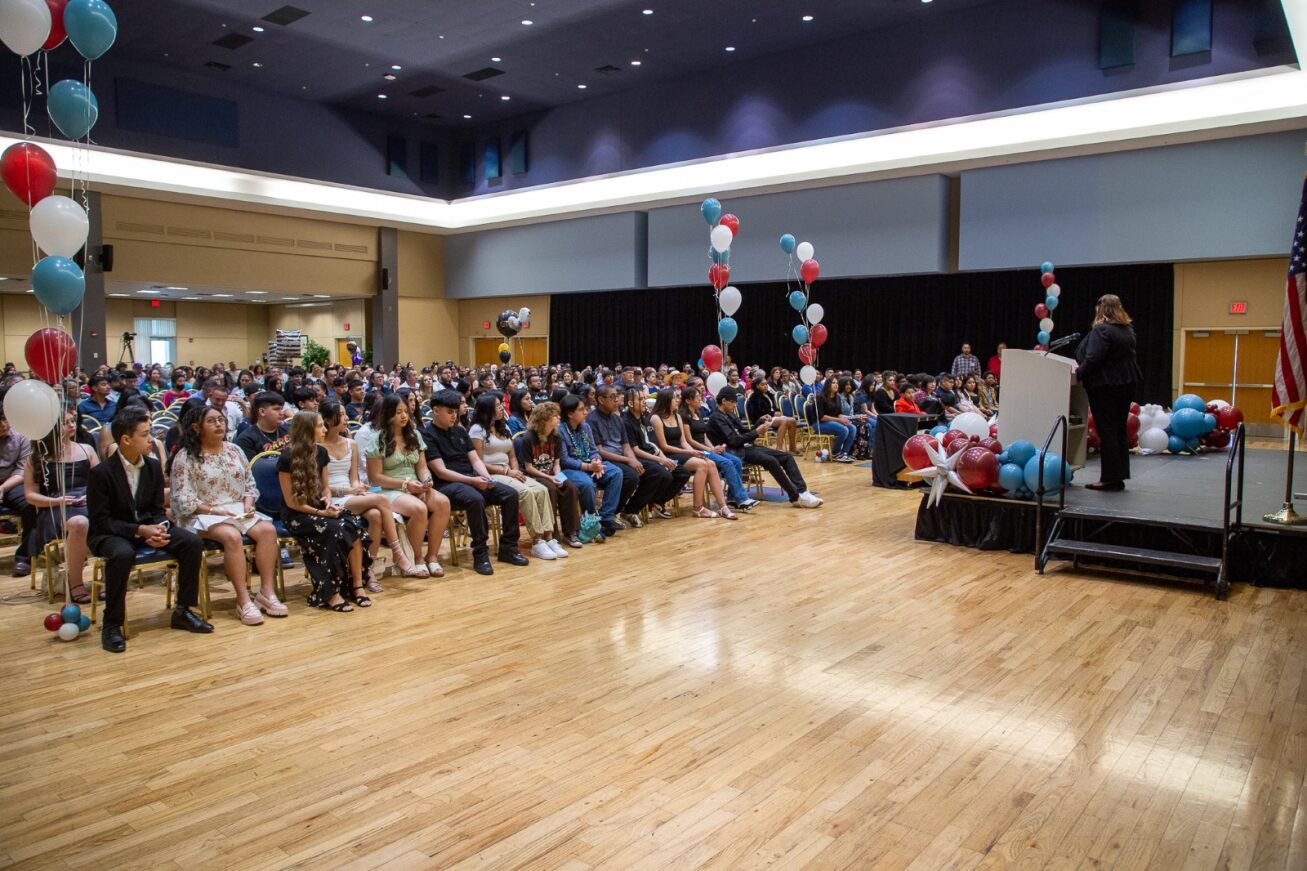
left=483, top=321, right=491, bottom=330
left=1229, top=301, right=1248, bottom=315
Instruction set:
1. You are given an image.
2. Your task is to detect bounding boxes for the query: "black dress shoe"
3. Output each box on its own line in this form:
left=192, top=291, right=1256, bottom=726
left=170, top=608, right=214, bottom=633
left=473, top=557, right=494, bottom=576
left=498, top=550, right=529, bottom=567
left=12, top=559, right=30, bottom=578
left=1085, top=481, right=1125, bottom=492
left=101, top=625, right=126, bottom=653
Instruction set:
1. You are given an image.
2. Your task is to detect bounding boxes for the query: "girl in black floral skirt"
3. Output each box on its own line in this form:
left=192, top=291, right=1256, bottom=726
left=276, top=411, right=374, bottom=611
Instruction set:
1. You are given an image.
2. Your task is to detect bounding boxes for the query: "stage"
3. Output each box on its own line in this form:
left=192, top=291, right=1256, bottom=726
left=914, top=447, right=1307, bottom=589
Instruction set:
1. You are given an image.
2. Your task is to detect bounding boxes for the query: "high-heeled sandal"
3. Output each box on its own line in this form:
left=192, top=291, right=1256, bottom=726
left=348, top=586, right=372, bottom=608
left=391, top=547, right=429, bottom=578
left=320, top=598, right=354, bottom=612
left=692, top=506, right=718, bottom=519
left=68, top=584, right=91, bottom=605
left=720, top=508, right=738, bottom=521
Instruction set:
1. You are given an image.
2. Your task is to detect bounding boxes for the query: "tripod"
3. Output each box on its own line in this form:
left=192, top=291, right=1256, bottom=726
left=118, top=335, right=135, bottom=366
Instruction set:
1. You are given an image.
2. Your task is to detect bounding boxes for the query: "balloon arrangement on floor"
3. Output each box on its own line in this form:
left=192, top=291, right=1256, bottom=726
left=1, top=0, right=120, bottom=638
left=1132, top=395, right=1243, bottom=455
left=495, top=306, right=531, bottom=363
left=906, top=413, right=1074, bottom=503
left=702, top=198, right=742, bottom=396
left=1033, top=261, right=1061, bottom=350
left=779, top=232, right=824, bottom=387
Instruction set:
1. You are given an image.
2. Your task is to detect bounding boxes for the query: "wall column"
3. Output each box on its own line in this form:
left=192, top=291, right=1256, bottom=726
left=371, top=227, right=400, bottom=366
left=73, top=191, right=108, bottom=368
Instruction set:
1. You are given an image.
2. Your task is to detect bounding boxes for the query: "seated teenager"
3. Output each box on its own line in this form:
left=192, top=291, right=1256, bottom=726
left=506, top=389, right=533, bottom=436
left=843, top=375, right=878, bottom=460
left=344, top=379, right=368, bottom=421
left=708, top=389, right=822, bottom=508
left=556, top=394, right=622, bottom=540
left=423, top=390, right=528, bottom=575
left=815, top=377, right=857, bottom=462
left=978, top=373, right=1000, bottom=415
left=278, top=410, right=374, bottom=611
left=955, top=374, right=981, bottom=415
left=894, top=378, right=925, bottom=414
left=621, top=387, right=691, bottom=519
left=365, top=394, right=449, bottom=578
left=933, top=374, right=961, bottom=419
left=680, top=386, right=755, bottom=510
left=744, top=377, right=798, bottom=453
left=873, top=374, right=899, bottom=416
left=26, top=407, right=97, bottom=603
left=88, top=407, right=210, bottom=653
left=649, top=388, right=735, bottom=520
left=235, top=391, right=291, bottom=459
left=517, top=401, right=583, bottom=548
left=583, top=386, right=647, bottom=534
left=171, top=404, right=285, bottom=625
left=321, top=398, right=403, bottom=585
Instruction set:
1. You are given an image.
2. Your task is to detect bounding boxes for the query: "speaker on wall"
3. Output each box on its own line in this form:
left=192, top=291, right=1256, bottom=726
left=1098, top=1, right=1136, bottom=69
left=509, top=130, right=529, bottom=175
left=1171, top=0, right=1212, bottom=57
left=100, top=244, right=114, bottom=272
left=484, top=138, right=501, bottom=181
left=386, top=134, right=408, bottom=178
left=380, top=267, right=389, bottom=290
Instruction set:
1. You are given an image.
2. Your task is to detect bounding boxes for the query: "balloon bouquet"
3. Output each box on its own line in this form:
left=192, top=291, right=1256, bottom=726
left=1135, top=394, right=1241, bottom=455
left=1033, top=261, right=1061, bottom=351
left=495, top=306, right=530, bottom=363
left=0, top=0, right=119, bottom=641
left=701, top=198, right=742, bottom=396
left=778, top=232, right=824, bottom=389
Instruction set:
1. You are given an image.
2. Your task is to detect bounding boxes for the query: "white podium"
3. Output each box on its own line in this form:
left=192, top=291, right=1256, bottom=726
left=997, top=349, right=1088, bottom=468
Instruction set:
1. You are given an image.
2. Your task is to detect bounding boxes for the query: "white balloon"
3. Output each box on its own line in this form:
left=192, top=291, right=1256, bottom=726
left=795, top=241, right=814, bottom=262
left=1208, top=399, right=1230, bottom=410
left=799, top=365, right=818, bottom=385
left=1039, top=317, right=1054, bottom=333
left=710, top=224, right=733, bottom=254
left=1047, top=283, right=1061, bottom=298
left=806, top=303, right=824, bottom=325
left=57, top=621, right=80, bottom=641
left=0, top=0, right=51, bottom=58
left=30, top=196, right=89, bottom=258
left=1152, top=412, right=1171, bottom=432
left=949, top=411, right=989, bottom=441
left=1138, top=427, right=1169, bottom=453
left=706, top=371, right=728, bottom=395
left=718, top=285, right=741, bottom=316
left=518, top=306, right=531, bottom=322
left=1137, top=413, right=1155, bottom=432
left=3, top=379, right=61, bottom=439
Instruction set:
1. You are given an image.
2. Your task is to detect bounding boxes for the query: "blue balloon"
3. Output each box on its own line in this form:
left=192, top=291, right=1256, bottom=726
left=1045, top=295, right=1058, bottom=311
left=1167, top=434, right=1187, bottom=454
left=696, top=358, right=704, bottom=369
left=1173, top=393, right=1206, bottom=412
left=60, top=604, right=82, bottom=624
left=1037, top=330, right=1050, bottom=346
left=779, top=233, right=796, bottom=254
left=32, top=256, right=86, bottom=315
left=48, top=80, right=99, bottom=140
left=788, top=291, right=806, bottom=311
left=791, top=324, right=809, bottom=345
left=77, top=614, right=91, bottom=632
left=709, top=246, right=723, bottom=264
left=930, top=425, right=949, bottom=437
left=701, top=198, right=721, bottom=226
left=1170, top=407, right=1206, bottom=438
left=1185, top=436, right=1200, bottom=451
left=1023, top=451, right=1071, bottom=494
left=1008, top=439, right=1037, bottom=469
left=717, top=317, right=738, bottom=344
left=998, top=462, right=1025, bottom=494
left=1040, top=261, right=1055, bottom=274
left=65, top=0, right=119, bottom=60
left=1204, top=413, right=1217, bottom=433
left=997, top=451, right=1010, bottom=464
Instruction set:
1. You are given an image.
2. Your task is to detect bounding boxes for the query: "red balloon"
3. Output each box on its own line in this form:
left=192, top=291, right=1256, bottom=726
left=798, top=343, right=816, bottom=365
left=1035, top=303, right=1049, bottom=320
left=945, top=438, right=969, bottom=459
left=1041, top=271, right=1055, bottom=288
left=719, top=213, right=739, bottom=237
left=1033, top=344, right=1047, bottom=351
left=978, top=436, right=1003, bottom=455
left=42, top=0, right=68, bottom=50
left=941, top=429, right=969, bottom=451
left=1, top=142, right=57, bottom=206
left=43, top=612, right=63, bottom=632
left=809, top=323, right=828, bottom=348
left=701, top=344, right=723, bottom=373
left=989, top=422, right=999, bottom=438
left=708, top=264, right=730, bottom=290
left=25, top=328, right=77, bottom=384
left=1216, top=406, right=1244, bottom=431
left=1130, top=402, right=1141, bottom=415
left=1087, top=431, right=1101, bottom=453
left=1125, top=413, right=1140, bottom=440
left=800, top=259, right=820, bottom=284
left=1203, top=430, right=1231, bottom=449
left=902, top=434, right=938, bottom=471
left=957, top=446, right=1000, bottom=491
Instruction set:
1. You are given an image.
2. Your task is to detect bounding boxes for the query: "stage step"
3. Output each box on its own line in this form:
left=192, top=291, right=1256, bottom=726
left=1055, top=505, right=1220, bottom=533
left=1043, top=538, right=1223, bottom=574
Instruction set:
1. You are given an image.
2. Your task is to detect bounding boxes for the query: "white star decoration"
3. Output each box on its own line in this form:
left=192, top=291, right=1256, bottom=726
left=905, top=440, right=972, bottom=508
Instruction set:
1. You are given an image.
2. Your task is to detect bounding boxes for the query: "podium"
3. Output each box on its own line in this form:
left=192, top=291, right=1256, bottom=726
left=997, top=349, right=1088, bottom=467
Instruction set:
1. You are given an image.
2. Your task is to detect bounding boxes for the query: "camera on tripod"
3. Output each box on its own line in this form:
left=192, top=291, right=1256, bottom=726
left=122, top=331, right=136, bottom=343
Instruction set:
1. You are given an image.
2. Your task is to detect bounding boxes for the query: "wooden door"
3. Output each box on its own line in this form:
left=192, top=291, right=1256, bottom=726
left=473, top=338, right=502, bottom=367
left=1235, top=330, right=1281, bottom=424
left=1181, top=331, right=1236, bottom=405
left=335, top=337, right=363, bottom=367
left=511, top=337, right=548, bottom=366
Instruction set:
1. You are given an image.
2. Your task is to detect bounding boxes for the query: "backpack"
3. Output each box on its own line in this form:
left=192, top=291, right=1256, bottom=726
left=577, top=512, right=603, bottom=543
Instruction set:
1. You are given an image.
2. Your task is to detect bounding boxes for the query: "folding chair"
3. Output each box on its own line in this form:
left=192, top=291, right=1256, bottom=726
left=87, top=546, right=181, bottom=638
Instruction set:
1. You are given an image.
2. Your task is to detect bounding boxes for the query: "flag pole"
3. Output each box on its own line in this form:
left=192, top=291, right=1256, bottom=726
left=1263, top=430, right=1304, bottom=525
left=1265, top=161, right=1307, bottom=525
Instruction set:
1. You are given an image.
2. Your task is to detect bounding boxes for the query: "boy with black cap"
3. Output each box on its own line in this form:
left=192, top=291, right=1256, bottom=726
left=707, top=388, right=822, bottom=509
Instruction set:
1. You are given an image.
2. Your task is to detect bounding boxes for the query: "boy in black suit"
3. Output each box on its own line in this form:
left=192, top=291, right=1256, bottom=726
left=87, top=407, right=210, bottom=653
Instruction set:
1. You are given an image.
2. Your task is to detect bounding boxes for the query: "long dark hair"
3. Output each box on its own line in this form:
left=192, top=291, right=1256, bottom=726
left=177, top=403, right=225, bottom=460
left=375, top=393, right=419, bottom=457
left=651, top=387, right=677, bottom=420
left=508, top=389, right=531, bottom=420
left=319, top=397, right=344, bottom=429
left=472, top=393, right=510, bottom=439
left=677, top=385, right=698, bottom=423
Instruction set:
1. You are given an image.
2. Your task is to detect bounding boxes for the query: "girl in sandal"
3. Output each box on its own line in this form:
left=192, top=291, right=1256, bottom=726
left=649, top=388, right=735, bottom=520
left=278, top=411, right=374, bottom=611
left=25, top=407, right=97, bottom=604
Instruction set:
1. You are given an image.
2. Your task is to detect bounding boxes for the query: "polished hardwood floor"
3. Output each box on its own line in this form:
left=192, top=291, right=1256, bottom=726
left=2, top=458, right=1306, bottom=869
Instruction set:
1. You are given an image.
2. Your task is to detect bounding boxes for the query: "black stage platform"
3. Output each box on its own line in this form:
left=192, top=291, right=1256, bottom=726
left=914, top=447, right=1307, bottom=589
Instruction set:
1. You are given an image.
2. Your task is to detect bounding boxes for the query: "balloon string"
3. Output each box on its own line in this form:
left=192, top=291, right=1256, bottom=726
left=20, top=55, right=34, bottom=138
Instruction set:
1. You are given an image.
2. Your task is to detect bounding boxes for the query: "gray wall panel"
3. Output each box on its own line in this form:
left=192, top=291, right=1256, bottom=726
left=959, top=130, right=1306, bottom=270
left=647, top=175, right=951, bottom=288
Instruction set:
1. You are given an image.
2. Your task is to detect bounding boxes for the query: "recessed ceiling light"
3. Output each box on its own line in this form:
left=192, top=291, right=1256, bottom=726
left=577, top=83, right=587, bottom=89
left=500, top=95, right=510, bottom=101
left=182, top=297, right=200, bottom=301
left=360, top=15, right=373, bottom=22
left=521, top=19, right=533, bottom=25
left=313, top=294, right=331, bottom=298
left=724, top=46, right=735, bottom=52
left=802, top=14, right=814, bottom=21
left=165, top=286, right=188, bottom=290
left=642, top=8, right=653, bottom=15
left=463, top=113, right=472, bottom=119
left=108, top=293, right=128, bottom=298
left=247, top=290, right=268, bottom=295
left=252, top=61, right=263, bottom=68
left=212, top=293, right=233, bottom=298
left=383, top=73, right=396, bottom=81
left=491, top=56, right=501, bottom=62
left=377, top=93, right=387, bottom=99
left=922, top=0, right=932, bottom=4
left=630, top=60, right=641, bottom=66
left=252, top=26, right=264, bottom=32
left=139, top=290, right=160, bottom=295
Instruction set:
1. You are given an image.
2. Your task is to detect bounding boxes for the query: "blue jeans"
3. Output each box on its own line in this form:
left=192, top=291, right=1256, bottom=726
left=818, top=420, right=856, bottom=455
left=563, top=465, right=622, bottom=521
left=706, top=450, right=749, bottom=503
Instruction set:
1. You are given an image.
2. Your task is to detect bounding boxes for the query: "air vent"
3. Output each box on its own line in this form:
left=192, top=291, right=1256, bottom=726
left=167, top=226, right=212, bottom=239
left=256, top=235, right=295, bottom=247
left=262, top=5, right=309, bottom=26
left=594, top=64, right=621, bottom=75
left=212, top=33, right=254, bottom=50
left=410, top=85, right=446, bottom=98
left=462, top=67, right=504, bottom=81
left=296, top=239, right=332, bottom=251
left=334, top=243, right=369, bottom=254
left=204, top=60, right=232, bottom=72
left=213, top=231, right=256, bottom=244
left=117, top=222, right=165, bottom=235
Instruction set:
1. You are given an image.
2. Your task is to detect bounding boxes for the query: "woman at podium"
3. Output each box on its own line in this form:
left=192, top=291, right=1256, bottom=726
left=1075, top=294, right=1143, bottom=492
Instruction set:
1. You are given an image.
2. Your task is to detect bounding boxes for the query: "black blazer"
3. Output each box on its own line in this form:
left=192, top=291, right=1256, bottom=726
left=705, top=409, right=760, bottom=455
left=88, top=454, right=167, bottom=546
left=1075, top=323, right=1143, bottom=390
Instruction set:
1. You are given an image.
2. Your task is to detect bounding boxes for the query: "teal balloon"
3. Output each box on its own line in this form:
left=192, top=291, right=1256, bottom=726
left=1173, top=393, right=1206, bottom=412
left=1045, top=295, right=1058, bottom=311
left=717, top=317, right=738, bottom=344
left=1023, top=451, right=1071, bottom=493
left=60, top=604, right=81, bottom=623
left=48, top=80, right=99, bottom=140
left=700, top=198, right=721, bottom=226
left=788, top=291, right=805, bottom=311
left=1185, top=436, right=1200, bottom=451
left=1204, top=413, right=1217, bottom=433
left=998, top=462, right=1025, bottom=494
left=709, top=246, right=724, bottom=264
left=1037, top=330, right=1050, bottom=345
left=77, top=614, right=91, bottom=632
left=696, top=358, right=704, bottom=369
left=1040, top=261, right=1055, bottom=274
left=32, top=256, right=85, bottom=315
left=779, top=233, right=796, bottom=254
left=791, top=324, right=808, bottom=345
left=1007, top=439, right=1037, bottom=468
left=64, top=0, right=118, bottom=61
left=930, top=425, right=949, bottom=437
left=1167, top=434, right=1187, bottom=454
left=1170, top=407, right=1206, bottom=438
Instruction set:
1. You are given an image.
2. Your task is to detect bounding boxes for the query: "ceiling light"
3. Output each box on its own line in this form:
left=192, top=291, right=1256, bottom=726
left=577, top=84, right=587, bottom=89
left=724, top=46, right=735, bottom=52
left=521, top=19, right=533, bottom=25
left=139, top=289, right=160, bottom=295
left=501, top=95, right=510, bottom=101
left=922, top=0, right=933, bottom=3
left=630, top=60, right=641, bottom=66
left=252, top=62, right=263, bottom=68
left=165, top=286, right=187, bottom=290
left=392, top=66, right=403, bottom=72
left=802, top=15, right=814, bottom=21
left=247, top=290, right=268, bottom=294
left=360, top=15, right=373, bottom=22
left=463, top=113, right=472, bottom=119
left=383, top=73, right=396, bottom=81
left=491, top=56, right=501, bottom=62
left=108, top=293, right=128, bottom=298
left=182, top=297, right=200, bottom=301
left=252, top=26, right=264, bottom=32
left=212, top=293, right=233, bottom=298
left=313, top=294, right=331, bottom=298
left=642, top=9, right=653, bottom=15
left=377, top=93, right=387, bottom=99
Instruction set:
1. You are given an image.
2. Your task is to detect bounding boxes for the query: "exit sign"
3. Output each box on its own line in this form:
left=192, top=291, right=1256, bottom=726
left=483, top=321, right=491, bottom=329
left=1229, top=301, right=1248, bottom=315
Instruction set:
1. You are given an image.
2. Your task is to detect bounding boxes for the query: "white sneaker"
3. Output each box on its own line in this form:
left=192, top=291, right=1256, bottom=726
left=237, top=600, right=264, bottom=625
left=546, top=539, right=569, bottom=558
left=530, top=540, right=558, bottom=560
left=797, top=491, right=822, bottom=508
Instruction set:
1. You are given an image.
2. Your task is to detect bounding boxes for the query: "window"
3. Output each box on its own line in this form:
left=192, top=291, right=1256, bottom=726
left=134, top=318, right=176, bottom=366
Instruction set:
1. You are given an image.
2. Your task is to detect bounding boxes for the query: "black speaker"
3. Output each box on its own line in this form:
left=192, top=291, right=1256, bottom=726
left=380, top=267, right=389, bottom=290
left=99, top=244, right=114, bottom=272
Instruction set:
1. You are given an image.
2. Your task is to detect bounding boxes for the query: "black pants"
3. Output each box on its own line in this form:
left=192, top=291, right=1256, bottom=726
left=438, top=481, right=521, bottom=559
left=1087, top=382, right=1134, bottom=484
left=3, top=483, right=35, bottom=561
left=623, top=459, right=672, bottom=515
left=654, top=462, right=692, bottom=505
left=92, top=528, right=203, bottom=629
left=740, top=446, right=808, bottom=501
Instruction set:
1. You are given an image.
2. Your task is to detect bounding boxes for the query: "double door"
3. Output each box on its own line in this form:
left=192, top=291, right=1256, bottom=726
left=1180, top=329, right=1281, bottom=428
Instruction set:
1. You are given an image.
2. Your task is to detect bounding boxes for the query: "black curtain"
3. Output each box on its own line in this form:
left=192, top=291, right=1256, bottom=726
left=550, top=263, right=1174, bottom=404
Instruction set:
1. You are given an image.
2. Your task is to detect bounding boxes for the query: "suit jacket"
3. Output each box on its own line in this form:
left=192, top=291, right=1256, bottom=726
left=1075, top=323, right=1143, bottom=391
left=705, top=409, right=760, bottom=456
left=88, top=453, right=167, bottom=546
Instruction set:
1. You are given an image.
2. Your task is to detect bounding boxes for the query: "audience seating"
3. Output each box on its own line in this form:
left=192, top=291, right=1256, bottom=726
left=87, top=547, right=181, bottom=639
left=247, top=451, right=296, bottom=597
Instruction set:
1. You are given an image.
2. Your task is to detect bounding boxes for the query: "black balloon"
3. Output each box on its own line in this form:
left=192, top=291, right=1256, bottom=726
left=496, top=310, right=521, bottom=338
left=498, top=349, right=512, bottom=364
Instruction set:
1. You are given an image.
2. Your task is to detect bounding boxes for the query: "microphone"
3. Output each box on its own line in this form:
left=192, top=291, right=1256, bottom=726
left=1046, top=332, right=1082, bottom=353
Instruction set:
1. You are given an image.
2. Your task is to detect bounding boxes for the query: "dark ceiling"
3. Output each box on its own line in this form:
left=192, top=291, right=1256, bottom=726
left=110, top=0, right=1005, bottom=127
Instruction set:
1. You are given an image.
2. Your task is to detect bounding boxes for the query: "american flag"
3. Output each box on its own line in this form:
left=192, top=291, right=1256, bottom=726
left=1271, top=177, right=1307, bottom=436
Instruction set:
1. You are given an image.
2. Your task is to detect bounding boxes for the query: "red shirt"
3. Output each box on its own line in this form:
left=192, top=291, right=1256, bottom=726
left=894, top=395, right=923, bottom=414
left=987, top=355, right=1002, bottom=379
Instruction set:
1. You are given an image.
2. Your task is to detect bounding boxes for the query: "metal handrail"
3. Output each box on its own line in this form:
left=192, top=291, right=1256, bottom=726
left=1034, top=415, right=1070, bottom=570
left=1222, top=422, right=1246, bottom=559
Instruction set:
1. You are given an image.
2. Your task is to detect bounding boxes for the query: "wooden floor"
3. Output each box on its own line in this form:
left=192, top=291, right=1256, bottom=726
left=2, top=458, right=1307, bottom=870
